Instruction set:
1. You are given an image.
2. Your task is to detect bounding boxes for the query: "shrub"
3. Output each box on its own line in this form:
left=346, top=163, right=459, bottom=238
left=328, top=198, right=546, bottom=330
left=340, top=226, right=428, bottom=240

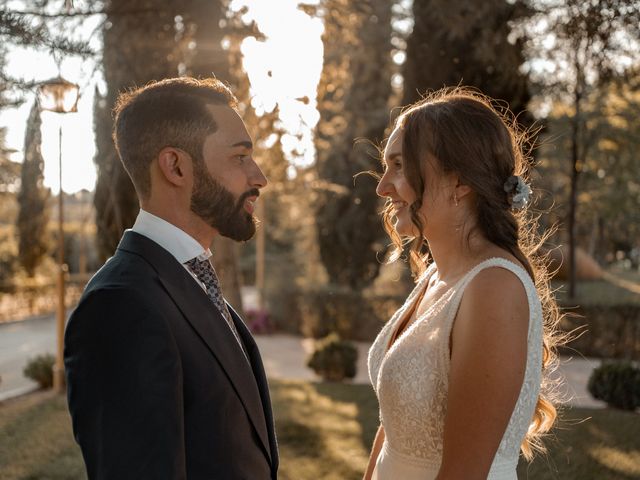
left=298, top=286, right=402, bottom=341
left=307, top=333, right=358, bottom=382
left=587, top=361, right=640, bottom=410
left=558, top=303, right=640, bottom=361
left=23, top=353, right=55, bottom=389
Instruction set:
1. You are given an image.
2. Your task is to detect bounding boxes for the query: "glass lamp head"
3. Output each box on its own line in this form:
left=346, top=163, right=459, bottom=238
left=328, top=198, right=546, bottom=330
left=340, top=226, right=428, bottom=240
left=37, top=76, right=80, bottom=113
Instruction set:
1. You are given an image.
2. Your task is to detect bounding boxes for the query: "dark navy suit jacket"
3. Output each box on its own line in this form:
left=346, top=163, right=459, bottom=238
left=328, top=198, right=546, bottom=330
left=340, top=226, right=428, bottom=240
left=64, top=231, right=278, bottom=479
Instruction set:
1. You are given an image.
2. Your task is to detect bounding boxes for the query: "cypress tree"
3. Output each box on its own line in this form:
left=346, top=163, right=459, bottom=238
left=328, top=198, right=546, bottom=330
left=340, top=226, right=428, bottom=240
left=402, top=0, right=531, bottom=116
left=314, top=0, right=393, bottom=289
left=16, top=101, right=49, bottom=276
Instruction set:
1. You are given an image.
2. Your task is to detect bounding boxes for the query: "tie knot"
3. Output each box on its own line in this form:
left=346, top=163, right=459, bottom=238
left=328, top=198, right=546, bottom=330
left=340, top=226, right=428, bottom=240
left=185, top=257, right=217, bottom=289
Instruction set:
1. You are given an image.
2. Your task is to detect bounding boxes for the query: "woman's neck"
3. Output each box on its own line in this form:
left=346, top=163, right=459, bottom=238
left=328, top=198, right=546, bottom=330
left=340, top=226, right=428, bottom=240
left=427, top=228, right=495, bottom=284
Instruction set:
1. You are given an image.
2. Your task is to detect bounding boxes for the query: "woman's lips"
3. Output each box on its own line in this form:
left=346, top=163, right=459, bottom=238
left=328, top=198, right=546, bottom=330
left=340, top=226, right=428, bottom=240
left=392, top=200, right=408, bottom=212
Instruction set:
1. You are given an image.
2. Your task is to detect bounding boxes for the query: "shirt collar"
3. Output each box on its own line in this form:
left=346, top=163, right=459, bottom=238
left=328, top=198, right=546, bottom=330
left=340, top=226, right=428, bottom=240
left=130, top=209, right=211, bottom=264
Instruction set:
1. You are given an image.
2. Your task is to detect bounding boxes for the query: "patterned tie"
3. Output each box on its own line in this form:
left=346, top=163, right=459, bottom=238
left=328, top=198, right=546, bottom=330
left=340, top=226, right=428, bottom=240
left=185, top=256, right=248, bottom=360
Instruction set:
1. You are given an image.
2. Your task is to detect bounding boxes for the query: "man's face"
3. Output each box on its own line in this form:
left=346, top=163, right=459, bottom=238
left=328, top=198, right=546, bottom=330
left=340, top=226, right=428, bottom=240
left=190, top=105, right=267, bottom=241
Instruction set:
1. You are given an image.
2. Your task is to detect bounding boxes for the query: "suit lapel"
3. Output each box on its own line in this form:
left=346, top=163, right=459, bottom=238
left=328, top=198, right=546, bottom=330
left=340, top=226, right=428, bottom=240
left=228, top=306, right=279, bottom=471
left=117, top=232, right=272, bottom=463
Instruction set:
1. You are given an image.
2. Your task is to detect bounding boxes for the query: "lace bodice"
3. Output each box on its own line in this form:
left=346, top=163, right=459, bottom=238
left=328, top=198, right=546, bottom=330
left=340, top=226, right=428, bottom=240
left=367, top=258, right=543, bottom=478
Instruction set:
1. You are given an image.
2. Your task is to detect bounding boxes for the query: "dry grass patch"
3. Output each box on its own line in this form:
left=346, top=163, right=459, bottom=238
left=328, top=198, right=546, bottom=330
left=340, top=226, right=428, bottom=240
left=1, top=381, right=639, bottom=480
left=0, top=391, right=85, bottom=480
left=271, top=380, right=379, bottom=480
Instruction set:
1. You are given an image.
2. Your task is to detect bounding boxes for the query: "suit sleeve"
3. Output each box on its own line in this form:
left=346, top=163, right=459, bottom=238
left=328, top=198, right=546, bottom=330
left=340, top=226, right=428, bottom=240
left=64, top=287, right=186, bottom=480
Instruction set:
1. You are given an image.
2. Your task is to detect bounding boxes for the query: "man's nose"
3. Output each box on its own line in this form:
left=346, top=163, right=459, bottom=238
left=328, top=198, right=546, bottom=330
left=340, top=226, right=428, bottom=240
left=250, top=160, right=268, bottom=189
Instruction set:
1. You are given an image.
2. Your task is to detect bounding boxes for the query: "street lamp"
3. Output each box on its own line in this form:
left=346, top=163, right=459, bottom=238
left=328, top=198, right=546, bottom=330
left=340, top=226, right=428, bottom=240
left=37, top=76, right=79, bottom=394
left=256, top=198, right=265, bottom=311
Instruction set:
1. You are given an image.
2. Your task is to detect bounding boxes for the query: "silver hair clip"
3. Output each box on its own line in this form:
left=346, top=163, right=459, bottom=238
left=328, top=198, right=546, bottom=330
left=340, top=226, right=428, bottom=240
left=503, top=175, right=532, bottom=210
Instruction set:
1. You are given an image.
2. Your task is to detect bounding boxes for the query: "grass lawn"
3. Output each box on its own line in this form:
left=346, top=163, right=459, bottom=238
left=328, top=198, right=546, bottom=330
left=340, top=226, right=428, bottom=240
left=1, top=381, right=639, bottom=480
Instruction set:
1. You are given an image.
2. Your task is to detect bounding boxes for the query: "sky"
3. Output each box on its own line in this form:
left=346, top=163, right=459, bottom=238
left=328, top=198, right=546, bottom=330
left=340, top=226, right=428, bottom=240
left=1, top=0, right=323, bottom=193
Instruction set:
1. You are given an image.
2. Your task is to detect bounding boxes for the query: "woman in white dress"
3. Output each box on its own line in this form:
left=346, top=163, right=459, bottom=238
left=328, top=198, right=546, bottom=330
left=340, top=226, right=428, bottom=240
left=364, top=88, right=562, bottom=480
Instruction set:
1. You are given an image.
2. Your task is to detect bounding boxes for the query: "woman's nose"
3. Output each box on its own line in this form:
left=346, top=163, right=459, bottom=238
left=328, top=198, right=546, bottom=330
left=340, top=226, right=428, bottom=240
left=376, top=172, right=392, bottom=198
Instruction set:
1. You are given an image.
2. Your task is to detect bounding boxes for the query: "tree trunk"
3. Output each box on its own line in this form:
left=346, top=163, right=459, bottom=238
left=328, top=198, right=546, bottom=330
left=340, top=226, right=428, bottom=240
left=183, top=0, right=245, bottom=316
left=568, top=55, right=583, bottom=299
left=568, top=128, right=579, bottom=298
left=314, top=0, right=393, bottom=290
left=94, top=1, right=180, bottom=260
left=212, top=236, right=244, bottom=317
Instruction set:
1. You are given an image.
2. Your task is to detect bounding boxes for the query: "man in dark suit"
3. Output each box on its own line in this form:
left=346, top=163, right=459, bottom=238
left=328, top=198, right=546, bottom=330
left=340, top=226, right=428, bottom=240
left=64, top=77, right=278, bottom=479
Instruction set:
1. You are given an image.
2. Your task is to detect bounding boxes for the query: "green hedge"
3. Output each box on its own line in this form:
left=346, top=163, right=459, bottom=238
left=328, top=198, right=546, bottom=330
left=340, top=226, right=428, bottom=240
left=266, top=283, right=640, bottom=360
left=297, top=287, right=402, bottom=341
left=560, top=304, right=640, bottom=360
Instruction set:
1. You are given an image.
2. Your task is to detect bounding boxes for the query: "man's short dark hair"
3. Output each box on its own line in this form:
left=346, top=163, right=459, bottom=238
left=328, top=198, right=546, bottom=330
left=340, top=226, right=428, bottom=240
left=113, top=77, right=237, bottom=198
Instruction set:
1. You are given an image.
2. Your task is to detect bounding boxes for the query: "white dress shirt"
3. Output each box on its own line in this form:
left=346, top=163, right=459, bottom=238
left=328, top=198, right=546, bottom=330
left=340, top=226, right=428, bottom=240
left=130, top=209, right=211, bottom=290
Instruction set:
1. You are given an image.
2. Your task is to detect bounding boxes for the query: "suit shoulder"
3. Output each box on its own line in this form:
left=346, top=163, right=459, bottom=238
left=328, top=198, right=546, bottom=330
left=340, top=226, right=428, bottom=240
left=86, top=249, right=156, bottom=289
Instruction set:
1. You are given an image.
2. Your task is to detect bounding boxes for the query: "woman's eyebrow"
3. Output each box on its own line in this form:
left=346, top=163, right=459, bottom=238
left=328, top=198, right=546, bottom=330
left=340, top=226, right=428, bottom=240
left=385, top=152, right=401, bottom=164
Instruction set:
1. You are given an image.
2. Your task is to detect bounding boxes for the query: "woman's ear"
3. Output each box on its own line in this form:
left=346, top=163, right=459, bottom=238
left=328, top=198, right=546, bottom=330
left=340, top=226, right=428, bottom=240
left=157, top=147, right=190, bottom=187
left=454, top=177, right=473, bottom=200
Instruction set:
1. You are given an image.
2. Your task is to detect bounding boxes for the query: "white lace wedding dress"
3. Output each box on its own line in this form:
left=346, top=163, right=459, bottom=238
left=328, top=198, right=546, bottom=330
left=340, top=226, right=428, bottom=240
left=367, top=258, right=543, bottom=480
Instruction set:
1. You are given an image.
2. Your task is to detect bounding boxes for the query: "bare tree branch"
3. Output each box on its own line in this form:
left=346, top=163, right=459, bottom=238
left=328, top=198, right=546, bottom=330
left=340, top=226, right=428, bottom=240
left=8, top=7, right=158, bottom=18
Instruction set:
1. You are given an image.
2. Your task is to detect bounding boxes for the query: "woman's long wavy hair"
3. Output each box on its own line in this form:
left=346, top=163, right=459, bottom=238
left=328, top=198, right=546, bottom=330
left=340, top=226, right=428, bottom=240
left=381, top=87, right=563, bottom=460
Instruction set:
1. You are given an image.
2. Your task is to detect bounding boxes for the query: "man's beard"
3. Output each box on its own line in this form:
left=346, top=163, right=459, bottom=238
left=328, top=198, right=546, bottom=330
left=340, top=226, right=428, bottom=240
left=190, top=163, right=259, bottom=242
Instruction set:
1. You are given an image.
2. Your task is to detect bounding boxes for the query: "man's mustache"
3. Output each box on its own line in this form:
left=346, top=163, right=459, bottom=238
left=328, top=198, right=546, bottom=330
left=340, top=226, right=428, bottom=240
left=236, top=188, right=261, bottom=208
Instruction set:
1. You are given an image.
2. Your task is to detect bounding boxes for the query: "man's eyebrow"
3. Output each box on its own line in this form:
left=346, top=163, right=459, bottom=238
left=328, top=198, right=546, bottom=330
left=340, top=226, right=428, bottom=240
left=231, top=141, right=253, bottom=149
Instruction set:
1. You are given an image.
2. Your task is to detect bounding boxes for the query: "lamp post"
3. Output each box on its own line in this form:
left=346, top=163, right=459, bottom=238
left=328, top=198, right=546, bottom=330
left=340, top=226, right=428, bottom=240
left=37, top=76, right=79, bottom=394
left=256, top=197, right=265, bottom=311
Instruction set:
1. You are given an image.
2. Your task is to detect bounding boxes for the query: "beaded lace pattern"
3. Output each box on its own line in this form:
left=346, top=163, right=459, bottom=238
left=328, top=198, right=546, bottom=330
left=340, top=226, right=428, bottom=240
left=368, top=258, right=543, bottom=473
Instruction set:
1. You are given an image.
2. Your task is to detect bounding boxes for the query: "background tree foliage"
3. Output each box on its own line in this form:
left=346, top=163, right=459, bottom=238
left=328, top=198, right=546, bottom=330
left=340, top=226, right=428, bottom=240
left=0, top=1, right=93, bottom=108
left=183, top=1, right=265, bottom=313
left=0, top=0, right=638, bottom=335
left=92, top=0, right=269, bottom=311
left=522, top=0, right=640, bottom=296
left=93, top=0, right=257, bottom=261
left=93, top=0, right=181, bottom=260
left=16, top=100, right=49, bottom=276
left=0, top=127, right=19, bottom=191
left=313, top=0, right=393, bottom=290
left=402, top=0, right=532, bottom=116
left=0, top=126, right=19, bottom=287
left=536, top=76, right=640, bottom=265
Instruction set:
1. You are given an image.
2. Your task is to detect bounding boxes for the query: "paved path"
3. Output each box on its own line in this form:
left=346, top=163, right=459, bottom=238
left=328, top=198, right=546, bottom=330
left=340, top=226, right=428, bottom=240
left=0, top=315, right=606, bottom=408
left=255, top=334, right=607, bottom=409
left=0, top=314, right=59, bottom=401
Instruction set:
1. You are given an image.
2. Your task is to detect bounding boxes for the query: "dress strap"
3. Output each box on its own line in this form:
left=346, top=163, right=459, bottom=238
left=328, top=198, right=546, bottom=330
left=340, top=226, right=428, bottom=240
left=459, top=257, right=534, bottom=293
left=439, top=257, right=539, bottom=350
left=386, top=263, right=436, bottom=351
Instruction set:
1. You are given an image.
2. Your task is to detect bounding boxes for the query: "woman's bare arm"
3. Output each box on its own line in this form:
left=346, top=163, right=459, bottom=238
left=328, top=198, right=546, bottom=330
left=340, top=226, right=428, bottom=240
left=436, top=267, right=530, bottom=479
left=363, top=424, right=385, bottom=480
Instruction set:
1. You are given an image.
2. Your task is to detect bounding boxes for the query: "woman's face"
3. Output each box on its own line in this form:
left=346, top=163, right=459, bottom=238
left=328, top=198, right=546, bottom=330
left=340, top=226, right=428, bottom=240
left=377, top=126, right=458, bottom=238
left=377, top=127, right=418, bottom=236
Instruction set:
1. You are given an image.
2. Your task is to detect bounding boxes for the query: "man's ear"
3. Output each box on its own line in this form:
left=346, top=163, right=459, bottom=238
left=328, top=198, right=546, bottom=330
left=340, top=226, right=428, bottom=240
left=157, top=147, right=191, bottom=187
